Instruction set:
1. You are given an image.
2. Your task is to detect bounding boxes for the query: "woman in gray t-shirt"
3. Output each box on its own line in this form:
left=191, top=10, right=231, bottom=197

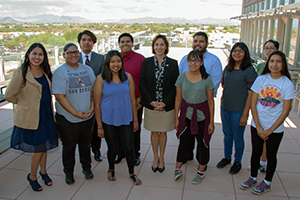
left=217, top=42, right=257, bottom=175
left=174, top=50, right=215, bottom=185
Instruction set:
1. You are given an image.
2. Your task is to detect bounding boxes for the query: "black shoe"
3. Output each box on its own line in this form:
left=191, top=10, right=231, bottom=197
left=115, top=155, right=124, bottom=164
left=216, top=158, right=231, bottom=168
left=94, top=150, right=102, bottom=162
left=158, top=167, right=165, bottom=173
left=82, top=170, right=94, bottom=179
left=151, top=166, right=158, bottom=172
left=229, top=162, right=242, bottom=174
left=27, top=173, right=43, bottom=191
left=65, top=175, right=75, bottom=185
left=134, top=158, right=140, bottom=166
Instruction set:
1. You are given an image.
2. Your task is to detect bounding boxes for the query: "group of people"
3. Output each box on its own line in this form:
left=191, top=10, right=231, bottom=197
left=4, top=30, right=294, bottom=196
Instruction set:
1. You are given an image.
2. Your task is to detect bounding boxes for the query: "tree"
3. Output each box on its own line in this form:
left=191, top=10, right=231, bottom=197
left=63, top=29, right=81, bottom=42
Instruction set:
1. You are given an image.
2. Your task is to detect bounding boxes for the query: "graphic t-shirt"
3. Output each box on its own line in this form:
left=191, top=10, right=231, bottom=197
left=250, top=74, right=294, bottom=133
left=52, top=63, right=96, bottom=123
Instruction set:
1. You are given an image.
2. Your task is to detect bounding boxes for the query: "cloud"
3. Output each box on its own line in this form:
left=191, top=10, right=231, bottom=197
left=221, top=4, right=241, bottom=7
left=0, top=0, right=243, bottom=21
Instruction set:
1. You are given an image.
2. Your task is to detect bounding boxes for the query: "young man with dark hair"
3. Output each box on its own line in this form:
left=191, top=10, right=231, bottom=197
left=114, top=33, right=145, bottom=166
left=78, top=30, right=104, bottom=162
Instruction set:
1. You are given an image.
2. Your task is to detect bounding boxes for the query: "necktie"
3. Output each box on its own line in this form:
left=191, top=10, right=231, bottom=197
left=85, top=55, right=90, bottom=66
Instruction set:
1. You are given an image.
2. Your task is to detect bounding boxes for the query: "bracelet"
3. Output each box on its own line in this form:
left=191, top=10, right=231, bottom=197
left=98, top=127, right=103, bottom=130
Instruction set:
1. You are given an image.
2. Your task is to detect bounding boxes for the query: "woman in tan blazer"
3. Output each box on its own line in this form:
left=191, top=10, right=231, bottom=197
left=5, top=43, right=58, bottom=192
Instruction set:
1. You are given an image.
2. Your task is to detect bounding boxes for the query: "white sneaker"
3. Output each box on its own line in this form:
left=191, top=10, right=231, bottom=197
left=248, top=164, right=266, bottom=174
left=174, top=170, right=183, bottom=181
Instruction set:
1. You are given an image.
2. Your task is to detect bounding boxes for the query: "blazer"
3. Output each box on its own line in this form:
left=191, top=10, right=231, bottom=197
left=5, top=67, right=52, bottom=130
left=79, top=51, right=104, bottom=76
left=139, top=56, right=179, bottom=111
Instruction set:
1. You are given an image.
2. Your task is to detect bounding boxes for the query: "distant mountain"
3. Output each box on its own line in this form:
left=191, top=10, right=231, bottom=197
left=14, top=14, right=88, bottom=23
left=0, top=17, right=22, bottom=24
left=0, top=15, right=240, bottom=25
left=110, top=17, right=240, bottom=25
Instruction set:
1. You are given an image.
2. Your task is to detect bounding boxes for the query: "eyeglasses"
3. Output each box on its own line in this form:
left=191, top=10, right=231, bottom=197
left=232, top=49, right=245, bottom=53
left=264, top=47, right=276, bottom=51
left=188, top=59, right=202, bottom=63
left=64, top=50, right=80, bottom=56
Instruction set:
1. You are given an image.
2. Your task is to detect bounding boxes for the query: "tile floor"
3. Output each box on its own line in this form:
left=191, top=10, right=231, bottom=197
left=0, top=47, right=299, bottom=199
left=0, top=105, right=299, bottom=200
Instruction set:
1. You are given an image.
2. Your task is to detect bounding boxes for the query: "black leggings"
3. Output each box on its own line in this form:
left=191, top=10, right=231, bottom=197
left=250, top=126, right=283, bottom=182
left=176, top=119, right=209, bottom=165
left=103, top=121, right=135, bottom=174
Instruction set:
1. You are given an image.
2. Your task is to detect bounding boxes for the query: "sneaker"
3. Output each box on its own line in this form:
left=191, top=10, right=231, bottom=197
left=229, top=162, right=242, bottom=174
left=240, top=177, right=258, bottom=190
left=251, top=181, right=271, bottom=195
left=247, top=164, right=266, bottom=174
left=65, top=175, right=75, bottom=185
left=115, top=155, right=124, bottom=164
left=191, top=173, right=205, bottom=185
left=216, top=158, right=231, bottom=168
left=174, top=169, right=183, bottom=181
left=134, top=158, right=141, bottom=166
left=82, top=170, right=94, bottom=179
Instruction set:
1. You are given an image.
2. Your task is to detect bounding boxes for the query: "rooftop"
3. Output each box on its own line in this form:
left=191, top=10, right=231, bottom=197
left=0, top=48, right=299, bottom=200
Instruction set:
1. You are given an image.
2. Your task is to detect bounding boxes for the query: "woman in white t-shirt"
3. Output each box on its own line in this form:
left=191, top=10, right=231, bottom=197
left=240, top=51, right=295, bottom=195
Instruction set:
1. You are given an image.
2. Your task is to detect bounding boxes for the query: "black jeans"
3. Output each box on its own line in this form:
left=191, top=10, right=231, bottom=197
left=176, top=118, right=209, bottom=165
left=56, top=113, right=94, bottom=176
left=91, top=120, right=102, bottom=153
left=103, top=121, right=135, bottom=174
left=250, top=126, right=283, bottom=182
left=116, top=106, right=143, bottom=159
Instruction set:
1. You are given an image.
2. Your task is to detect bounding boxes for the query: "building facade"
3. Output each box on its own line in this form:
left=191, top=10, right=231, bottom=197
left=232, top=0, right=300, bottom=78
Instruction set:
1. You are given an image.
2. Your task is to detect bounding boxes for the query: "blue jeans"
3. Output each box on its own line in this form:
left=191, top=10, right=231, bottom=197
left=221, top=106, right=246, bottom=163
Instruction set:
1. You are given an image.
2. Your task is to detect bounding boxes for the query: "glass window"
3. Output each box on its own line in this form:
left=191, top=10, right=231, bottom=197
left=273, top=19, right=278, bottom=39
left=289, top=18, right=298, bottom=65
left=266, top=0, right=271, bottom=9
left=272, top=0, right=277, bottom=8
left=261, top=1, right=265, bottom=10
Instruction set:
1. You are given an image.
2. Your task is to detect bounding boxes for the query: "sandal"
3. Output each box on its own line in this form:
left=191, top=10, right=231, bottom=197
left=107, top=170, right=116, bottom=181
left=27, top=173, right=43, bottom=192
left=130, top=174, right=142, bottom=186
left=39, top=171, right=53, bottom=186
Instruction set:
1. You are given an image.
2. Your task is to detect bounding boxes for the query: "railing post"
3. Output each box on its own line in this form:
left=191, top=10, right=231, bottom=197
left=0, top=58, right=5, bottom=82
left=108, top=37, right=111, bottom=51
left=95, top=41, right=99, bottom=53
left=102, top=38, right=105, bottom=53
left=55, top=46, right=59, bottom=67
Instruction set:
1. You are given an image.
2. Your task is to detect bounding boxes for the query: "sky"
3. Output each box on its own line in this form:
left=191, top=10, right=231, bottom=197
left=0, top=0, right=243, bottom=21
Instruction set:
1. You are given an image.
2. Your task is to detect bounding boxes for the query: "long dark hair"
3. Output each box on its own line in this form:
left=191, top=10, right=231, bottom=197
left=226, top=42, right=252, bottom=72
left=261, top=51, right=291, bottom=80
left=101, top=50, right=127, bottom=83
left=21, top=43, right=52, bottom=86
left=187, top=50, right=209, bottom=79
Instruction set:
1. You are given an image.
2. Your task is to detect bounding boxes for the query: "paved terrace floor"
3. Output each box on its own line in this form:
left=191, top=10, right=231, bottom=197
left=0, top=48, right=299, bottom=200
